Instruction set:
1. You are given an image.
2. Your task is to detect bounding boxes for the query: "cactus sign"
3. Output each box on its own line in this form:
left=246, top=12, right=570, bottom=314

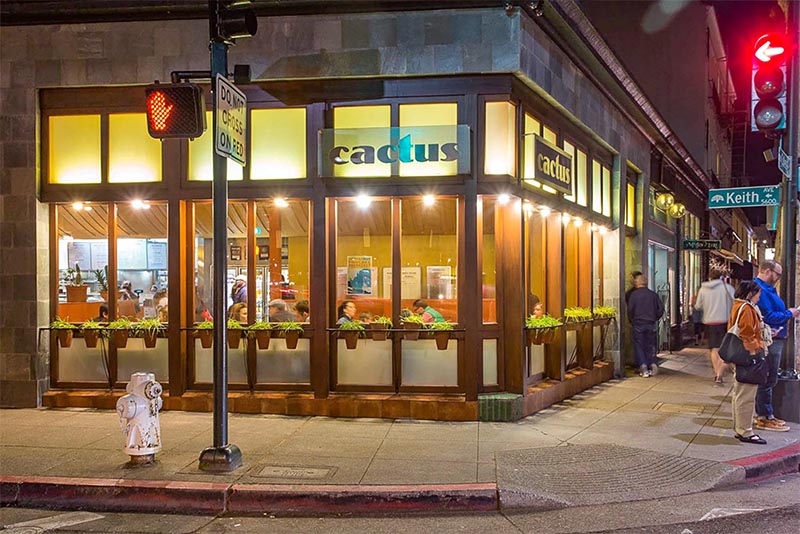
left=708, top=185, right=781, bottom=209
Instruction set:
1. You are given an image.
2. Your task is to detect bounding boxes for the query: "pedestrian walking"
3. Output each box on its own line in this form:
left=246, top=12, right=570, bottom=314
left=728, top=281, right=769, bottom=445
left=693, top=269, right=735, bottom=384
left=753, top=260, right=799, bottom=432
left=626, top=273, right=664, bottom=377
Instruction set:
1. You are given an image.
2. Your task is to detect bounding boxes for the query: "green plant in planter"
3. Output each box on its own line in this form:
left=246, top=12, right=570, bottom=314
left=563, top=307, right=593, bottom=322
left=92, top=265, right=109, bottom=292
left=227, top=318, right=243, bottom=330
left=372, top=316, right=393, bottom=328
left=248, top=320, right=272, bottom=331
left=526, top=314, right=563, bottom=329
left=402, top=314, right=425, bottom=326
left=51, top=317, right=73, bottom=329
left=426, top=321, right=454, bottom=331
left=133, top=317, right=163, bottom=337
left=195, top=320, right=214, bottom=330
left=592, top=305, right=617, bottom=318
left=338, top=321, right=366, bottom=335
left=80, top=319, right=102, bottom=331
left=276, top=320, right=304, bottom=333
left=107, top=317, right=133, bottom=330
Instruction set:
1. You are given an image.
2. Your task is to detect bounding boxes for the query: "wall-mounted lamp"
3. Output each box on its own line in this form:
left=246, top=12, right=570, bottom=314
left=655, top=192, right=675, bottom=211
left=668, top=203, right=686, bottom=218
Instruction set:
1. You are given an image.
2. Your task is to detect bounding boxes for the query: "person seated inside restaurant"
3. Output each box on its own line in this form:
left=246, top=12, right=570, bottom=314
left=337, top=300, right=356, bottom=324
left=268, top=299, right=295, bottom=322
left=228, top=302, right=248, bottom=323
left=93, top=304, right=109, bottom=322
left=359, top=311, right=373, bottom=323
left=532, top=302, right=545, bottom=319
left=295, top=300, right=310, bottom=322
left=412, top=299, right=445, bottom=323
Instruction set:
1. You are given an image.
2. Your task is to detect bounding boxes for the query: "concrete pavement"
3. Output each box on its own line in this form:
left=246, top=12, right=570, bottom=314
left=1, top=347, right=798, bottom=515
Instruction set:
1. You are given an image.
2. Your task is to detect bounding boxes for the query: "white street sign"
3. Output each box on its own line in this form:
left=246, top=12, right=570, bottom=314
left=215, top=74, right=246, bottom=166
left=778, top=147, right=791, bottom=177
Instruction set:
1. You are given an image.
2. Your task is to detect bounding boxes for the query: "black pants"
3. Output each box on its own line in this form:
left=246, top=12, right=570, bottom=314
left=632, top=323, right=657, bottom=369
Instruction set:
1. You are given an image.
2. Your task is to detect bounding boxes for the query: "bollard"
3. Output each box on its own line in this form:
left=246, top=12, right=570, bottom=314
left=116, top=372, right=163, bottom=465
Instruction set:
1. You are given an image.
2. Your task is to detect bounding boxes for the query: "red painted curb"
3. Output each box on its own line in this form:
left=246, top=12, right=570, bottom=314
left=0, top=476, right=498, bottom=515
left=727, top=442, right=800, bottom=480
left=228, top=483, right=498, bottom=514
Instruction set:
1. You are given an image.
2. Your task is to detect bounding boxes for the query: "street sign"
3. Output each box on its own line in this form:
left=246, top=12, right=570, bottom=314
left=708, top=185, right=780, bottom=209
left=778, top=146, right=791, bottom=177
left=682, top=239, right=721, bottom=251
left=215, top=74, right=246, bottom=166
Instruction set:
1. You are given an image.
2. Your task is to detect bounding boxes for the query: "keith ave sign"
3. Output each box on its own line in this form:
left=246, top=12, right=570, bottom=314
left=708, top=185, right=780, bottom=209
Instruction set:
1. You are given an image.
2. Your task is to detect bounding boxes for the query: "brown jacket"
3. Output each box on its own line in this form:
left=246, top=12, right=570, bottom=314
left=728, top=300, right=765, bottom=355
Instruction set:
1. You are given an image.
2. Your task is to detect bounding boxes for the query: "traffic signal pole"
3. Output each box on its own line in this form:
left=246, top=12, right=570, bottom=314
left=198, top=6, right=241, bottom=473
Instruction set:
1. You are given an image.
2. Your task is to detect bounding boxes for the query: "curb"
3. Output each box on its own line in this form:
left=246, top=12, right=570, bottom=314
left=0, top=476, right=497, bottom=516
left=726, top=441, right=800, bottom=481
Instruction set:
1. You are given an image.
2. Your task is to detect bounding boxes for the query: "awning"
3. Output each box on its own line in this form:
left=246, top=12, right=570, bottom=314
left=711, top=248, right=744, bottom=266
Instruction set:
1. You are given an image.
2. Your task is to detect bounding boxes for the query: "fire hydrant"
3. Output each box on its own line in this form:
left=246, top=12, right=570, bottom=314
left=116, top=372, right=163, bottom=465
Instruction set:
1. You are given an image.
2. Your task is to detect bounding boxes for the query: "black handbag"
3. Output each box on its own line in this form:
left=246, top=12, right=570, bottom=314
left=736, top=355, right=769, bottom=385
left=718, top=304, right=755, bottom=366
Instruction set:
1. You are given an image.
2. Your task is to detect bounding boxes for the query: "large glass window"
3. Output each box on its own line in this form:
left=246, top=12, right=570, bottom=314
left=401, top=197, right=458, bottom=322
left=108, top=114, right=162, bottom=183
left=563, top=140, right=576, bottom=203
left=49, top=115, right=101, bottom=184
left=251, top=108, right=307, bottom=180
left=188, top=112, right=244, bottom=181
left=626, top=182, right=636, bottom=228
left=333, top=105, right=391, bottom=177
left=592, top=160, right=612, bottom=217
left=399, top=103, right=458, bottom=177
left=485, top=101, right=516, bottom=176
left=481, top=197, right=497, bottom=323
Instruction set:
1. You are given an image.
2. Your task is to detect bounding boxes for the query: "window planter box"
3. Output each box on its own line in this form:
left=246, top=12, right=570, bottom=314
left=227, top=328, right=243, bottom=349
left=526, top=327, right=558, bottom=345
left=196, top=329, right=213, bottom=349
left=54, top=329, right=74, bottom=348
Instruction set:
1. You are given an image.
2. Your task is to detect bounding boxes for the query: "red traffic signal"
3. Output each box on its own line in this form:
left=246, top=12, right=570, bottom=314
left=751, top=33, right=787, bottom=135
left=145, top=83, right=206, bottom=139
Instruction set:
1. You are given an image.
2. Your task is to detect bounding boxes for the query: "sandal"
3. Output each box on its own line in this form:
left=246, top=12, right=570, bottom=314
left=735, top=434, right=766, bottom=444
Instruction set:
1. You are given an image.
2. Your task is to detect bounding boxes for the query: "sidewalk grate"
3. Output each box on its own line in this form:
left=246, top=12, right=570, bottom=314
left=254, top=465, right=336, bottom=480
left=652, top=402, right=718, bottom=415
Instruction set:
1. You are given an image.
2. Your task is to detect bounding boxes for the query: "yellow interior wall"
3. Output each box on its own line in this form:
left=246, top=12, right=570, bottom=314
left=482, top=234, right=496, bottom=286
left=287, top=236, right=310, bottom=297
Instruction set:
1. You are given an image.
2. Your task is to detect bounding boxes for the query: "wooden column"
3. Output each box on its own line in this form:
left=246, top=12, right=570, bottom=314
left=167, top=198, right=187, bottom=397
left=577, top=223, right=594, bottom=369
left=268, top=207, right=282, bottom=301
left=500, top=200, right=524, bottom=394
left=545, top=211, right=564, bottom=381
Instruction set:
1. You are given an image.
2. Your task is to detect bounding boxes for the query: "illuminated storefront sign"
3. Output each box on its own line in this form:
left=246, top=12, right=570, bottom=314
left=319, top=125, right=471, bottom=177
left=533, top=136, right=573, bottom=194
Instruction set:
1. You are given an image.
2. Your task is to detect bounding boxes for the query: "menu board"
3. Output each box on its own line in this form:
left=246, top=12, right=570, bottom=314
left=90, top=241, right=108, bottom=270
left=67, top=241, right=91, bottom=271
left=382, top=266, right=421, bottom=299
left=147, top=241, right=168, bottom=270
left=117, top=238, right=147, bottom=270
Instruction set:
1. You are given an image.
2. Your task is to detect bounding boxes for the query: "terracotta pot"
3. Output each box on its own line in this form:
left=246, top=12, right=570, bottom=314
left=284, top=330, right=300, bottom=350
left=142, top=330, right=158, bottom=348
left=530, top=328, right=556, bottom=345
left=254, top=330, right=271, bottom=350
left=227, top=329, right=242, bottom=349
left=564, top=320, right=587, bottom=331
left=342, top=330, right=360, bottom=350
left=56, top=329, right=73, bottom=348
left=403, top=322, right=420, bottom=341
left=434, top=331, right=450, bottom=350
left=369, top=323, right=388, bottom=341
left=66, top=285, right=88, bottom=302
left=111, top=329, right=129, bottom=349
left=197, top=330, right=213, bottom=349
left=83, top=329, right=99, bottom=348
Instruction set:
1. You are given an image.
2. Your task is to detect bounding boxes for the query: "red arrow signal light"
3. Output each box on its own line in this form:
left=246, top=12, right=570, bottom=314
left=753, top=33, right=787, bottom=64
left=144, top=83, right=206, bottom=139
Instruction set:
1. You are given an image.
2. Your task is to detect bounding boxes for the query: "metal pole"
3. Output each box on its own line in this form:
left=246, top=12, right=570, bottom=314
left=199, top=0, right=241, bottom=472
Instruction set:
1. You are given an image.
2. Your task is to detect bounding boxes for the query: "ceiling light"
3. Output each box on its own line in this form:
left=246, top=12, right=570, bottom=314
left=131, top=199, right=145, bottom=209
left=539, top=206, right=551, bottom=217
left=573, top=217, right=583, bottom=227
left=356, top=194, right=372, bottom=208
left=71, top=202, right=84, bottom=211
left=423, top=194, right=435, bottom=206
left=274, top=197, right=289, bottom=208
left=598, top=226, right=607, bottom=235
left=561, top=213, right=571, bottom=224
left=497, top=194, right=510, bottom=205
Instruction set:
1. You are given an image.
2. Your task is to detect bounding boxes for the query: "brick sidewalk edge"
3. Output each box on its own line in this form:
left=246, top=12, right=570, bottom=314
left=0, top=476, right=497, bottom=515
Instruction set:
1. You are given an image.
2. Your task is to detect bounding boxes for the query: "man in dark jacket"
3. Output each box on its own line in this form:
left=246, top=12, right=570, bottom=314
left=754, top=260, right=800, bottom=432
left=627, top=274, right=664, bottom=377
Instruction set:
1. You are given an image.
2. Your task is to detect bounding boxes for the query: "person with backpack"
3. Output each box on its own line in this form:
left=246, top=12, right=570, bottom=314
left=693, top=269, right=735, bottom=384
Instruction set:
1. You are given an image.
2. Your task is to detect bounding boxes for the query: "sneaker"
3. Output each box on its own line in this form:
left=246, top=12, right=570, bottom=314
left=755, top=418, right=790, bottom=432
left=639, top=365, right=650, bottom=378
left=649, top=364, right=658, bottom=376
left=769, top=417, right=787, bottom=426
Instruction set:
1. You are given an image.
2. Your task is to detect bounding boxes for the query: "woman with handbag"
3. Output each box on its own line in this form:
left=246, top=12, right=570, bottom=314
left=728, top=281, right=769, bottom=445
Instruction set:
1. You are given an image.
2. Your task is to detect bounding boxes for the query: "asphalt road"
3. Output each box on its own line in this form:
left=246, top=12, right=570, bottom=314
left=2, top=474, right=798, bottom=533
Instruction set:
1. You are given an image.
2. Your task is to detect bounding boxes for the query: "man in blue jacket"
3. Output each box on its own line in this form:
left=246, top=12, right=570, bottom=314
left=627, top=274, right=665, bottom=378
left=754, top=260, right=800, bottom=432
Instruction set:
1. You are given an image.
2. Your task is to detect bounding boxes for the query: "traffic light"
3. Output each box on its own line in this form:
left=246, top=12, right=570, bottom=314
left=144, top=83, right=206, bottom=139
left=210, top=0, right=258, bottom=44
left=751, top=33, right=788, bottom=136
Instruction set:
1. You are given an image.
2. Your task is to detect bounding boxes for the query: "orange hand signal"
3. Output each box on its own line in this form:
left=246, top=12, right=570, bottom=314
left=147, top=91, right=173, bottom=131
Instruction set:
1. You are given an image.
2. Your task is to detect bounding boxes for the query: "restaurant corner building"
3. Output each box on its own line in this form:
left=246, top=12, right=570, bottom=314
left=0, top=0, right=714, bottom=420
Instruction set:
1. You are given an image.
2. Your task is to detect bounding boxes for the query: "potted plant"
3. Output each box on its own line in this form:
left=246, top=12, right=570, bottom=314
left=401, top=314, right=425, bottom=340
left=525, top=314, right=563, bottom=345
left=65, top=263, right=88, bottom=302
left=107, top=317, right=133, bottom=348
left=80, top=319, right=103, bottom=348
left=93, top=265, right=109, bottom=301
left=592, top=305, right=617, bottom=327
left=427, top=321, right=454, bottom=350
left=248, top=320, right=272, bottom=350
left=370, top=316, right=393, bottom=341
left=227, top=318, right=244, bottom=349
left=51, top=317, right=74, bottom=348
left=562, top=307, right=593, bottom=330
left=276, top=321, right=303, bottom=350
left=195, top=320, right=214, bottom=349
left=338, top=321, right=366, bottom=350
left=133, top=317, right=163, bottom=349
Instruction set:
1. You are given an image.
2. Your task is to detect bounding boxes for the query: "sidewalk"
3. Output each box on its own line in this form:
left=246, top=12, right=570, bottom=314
left=1, top=347, right=798, bottom=515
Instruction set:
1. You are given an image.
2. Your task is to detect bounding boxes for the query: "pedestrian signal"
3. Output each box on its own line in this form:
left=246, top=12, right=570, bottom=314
left=145, top=83, right=206, bottom=139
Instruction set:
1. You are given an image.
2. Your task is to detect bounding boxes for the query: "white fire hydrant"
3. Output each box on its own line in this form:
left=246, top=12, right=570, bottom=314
left=116, top=372, right=163, bottom=464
